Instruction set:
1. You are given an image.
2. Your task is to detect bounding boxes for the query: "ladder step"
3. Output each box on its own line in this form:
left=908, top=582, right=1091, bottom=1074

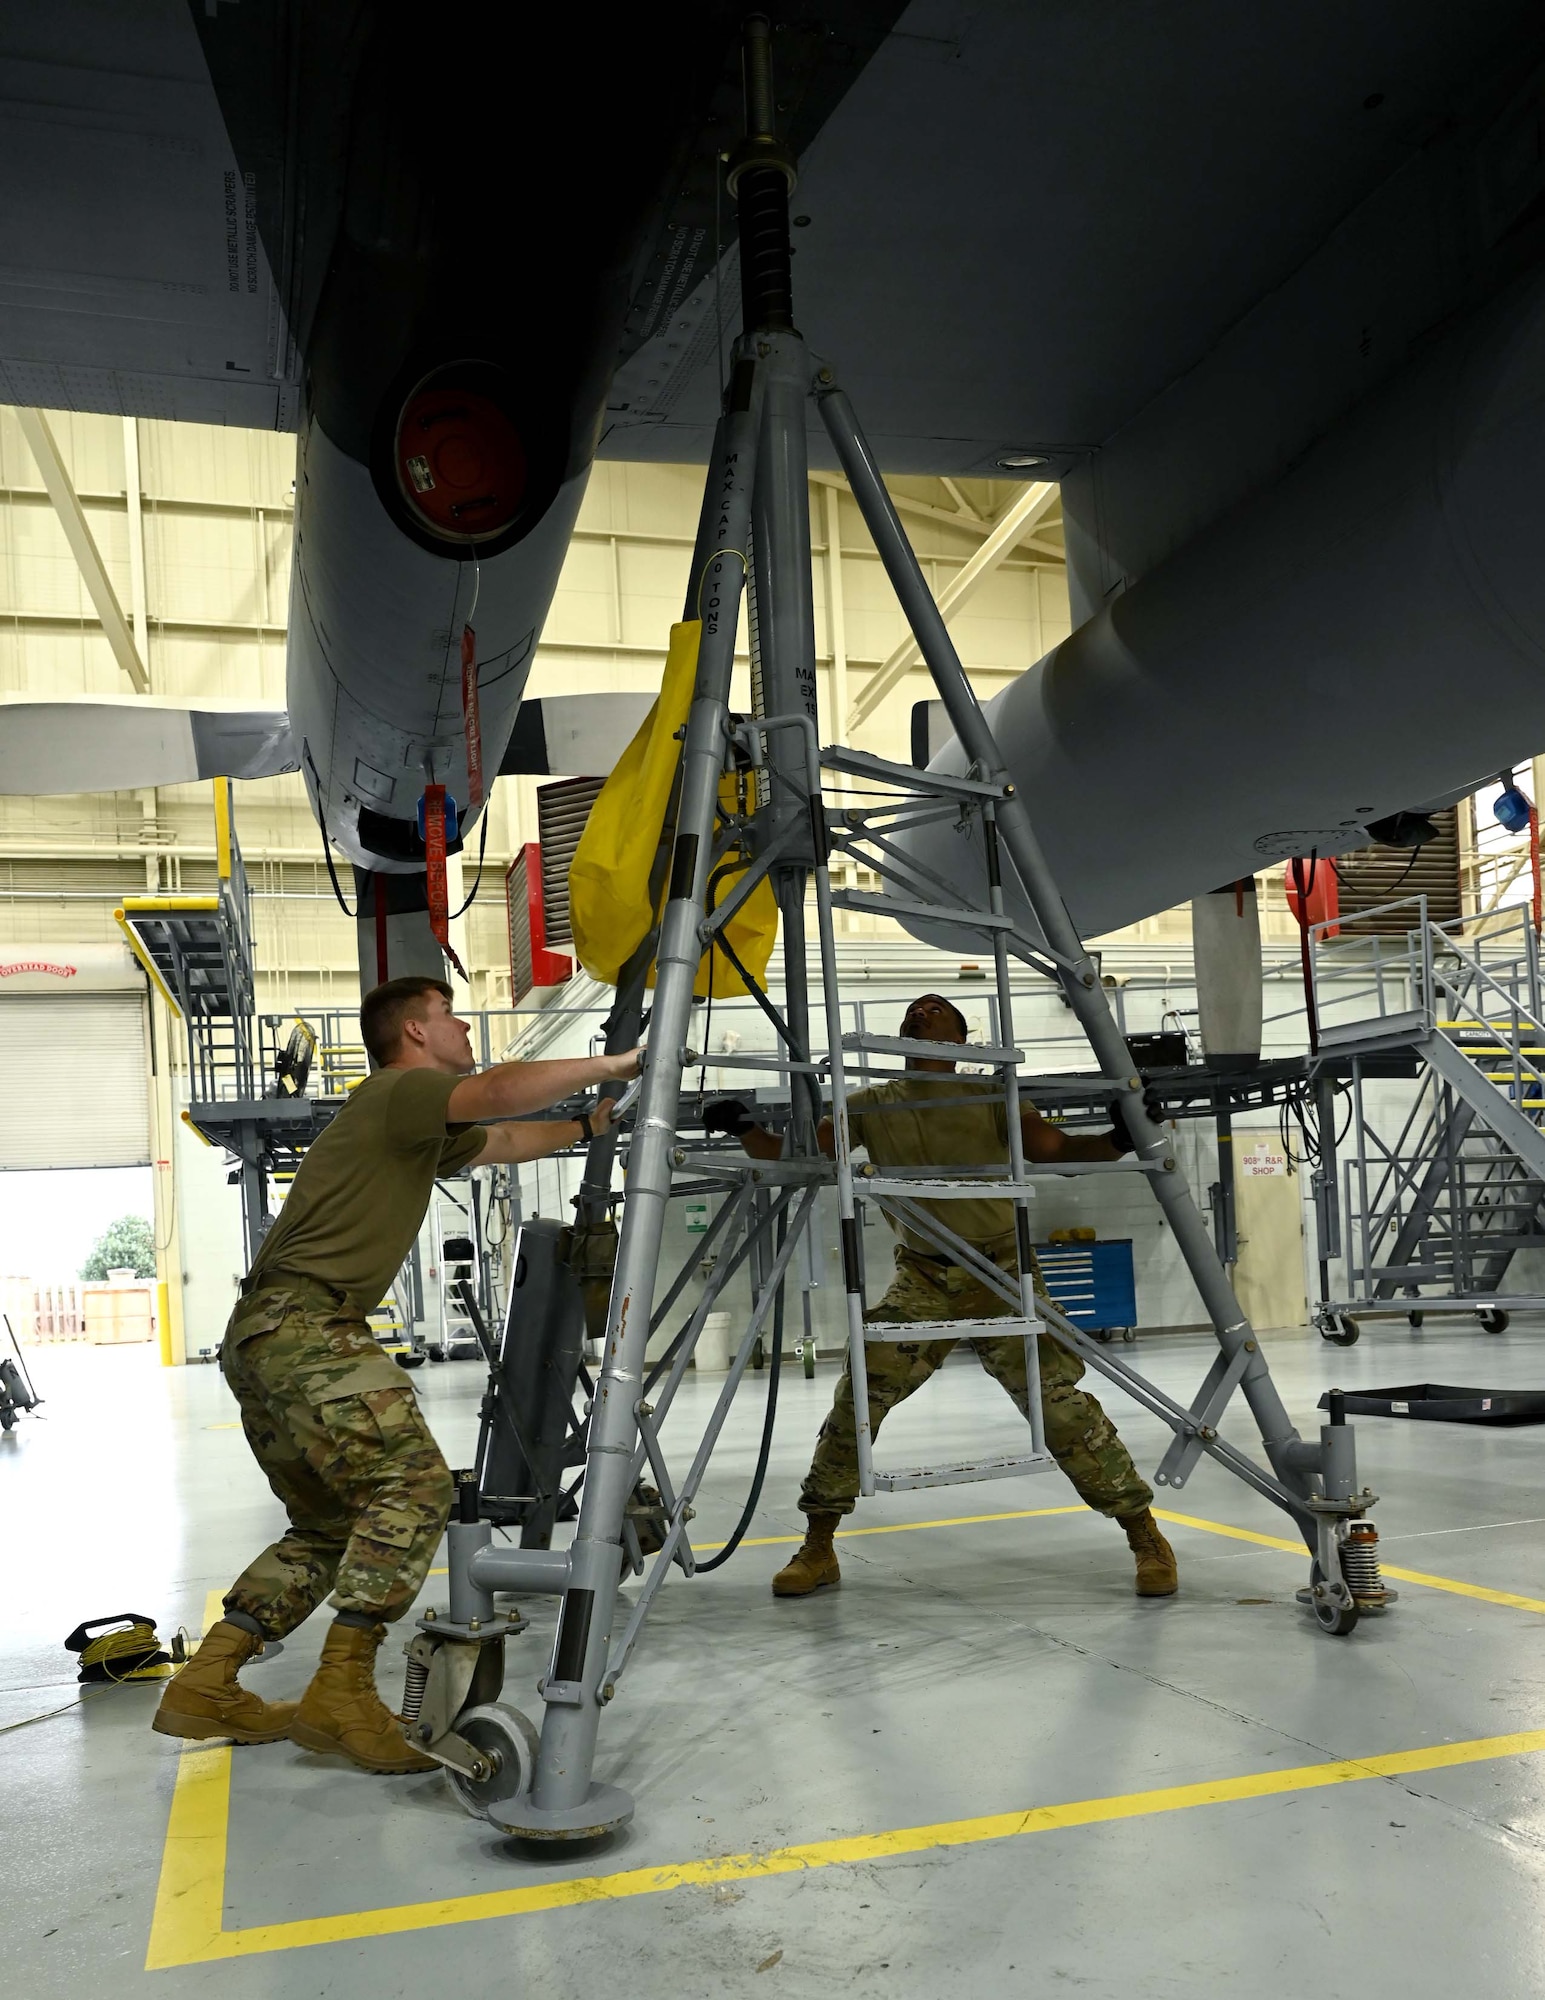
left=842, top=1030, right=1023, bottom=1064
left=857, top=1177, right=1038, bottom=1200
left=863, top=1317, right=1041, bottom=1342
left=680, top=1048, right=823, bottom=1073
left=856, top=1166, right=1157, bottom=1197
left=872, top=1450, right=1060, bottom=1491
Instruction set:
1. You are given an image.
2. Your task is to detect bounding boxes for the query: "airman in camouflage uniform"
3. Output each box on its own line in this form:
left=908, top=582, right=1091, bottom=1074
left=153, top=975, right=639, bottom=1772
left=706, top=991, right=1177, bottom=1602
left=219, top=1277, right=453, bottom=1636
left=800, top=1234, right=1153, bottom=1522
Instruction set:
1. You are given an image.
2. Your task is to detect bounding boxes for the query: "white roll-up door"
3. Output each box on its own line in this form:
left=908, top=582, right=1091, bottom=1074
left=0, top=993, right=150, bottom=1169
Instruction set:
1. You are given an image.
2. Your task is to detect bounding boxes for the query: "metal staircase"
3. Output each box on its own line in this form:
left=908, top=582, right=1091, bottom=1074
left=1310, top=900, right=1545, bottom=1338
left=116, top=777, right=257, bottom=1101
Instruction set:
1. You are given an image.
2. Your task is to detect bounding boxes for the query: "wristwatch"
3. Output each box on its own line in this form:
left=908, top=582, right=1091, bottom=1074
left=576, top=1111, right=594, bottom=1143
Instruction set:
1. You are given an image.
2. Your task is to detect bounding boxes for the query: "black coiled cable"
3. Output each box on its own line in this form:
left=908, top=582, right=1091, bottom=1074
left=694, top=1206, right=787, bottom=1573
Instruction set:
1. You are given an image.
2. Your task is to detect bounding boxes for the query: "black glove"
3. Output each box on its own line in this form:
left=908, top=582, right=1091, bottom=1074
left=703, top=1097, right=755, bottom=1140
left=1107, top=1088, right=1164, bottom=1155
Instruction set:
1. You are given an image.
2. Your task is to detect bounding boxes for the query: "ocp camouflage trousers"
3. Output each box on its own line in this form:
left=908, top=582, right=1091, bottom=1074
left=219, top=1280, right=453, bottom=1638
left=799, top=1245, right=1153, bottom=1521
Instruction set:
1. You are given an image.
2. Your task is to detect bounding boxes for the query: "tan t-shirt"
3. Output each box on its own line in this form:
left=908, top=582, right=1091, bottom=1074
left=846, top=1071, right=1021, bottom=1251
left=245, top=1068, right=487, bottom=1313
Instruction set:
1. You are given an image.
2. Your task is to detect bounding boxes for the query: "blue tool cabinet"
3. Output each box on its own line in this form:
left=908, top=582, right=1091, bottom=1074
left=1032, top=1239, right=1137, bottom=1335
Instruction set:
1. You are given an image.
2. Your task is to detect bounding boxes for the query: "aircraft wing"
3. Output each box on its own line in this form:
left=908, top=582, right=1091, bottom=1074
left=603, top=6, right=1545, bottom=587
left=0, top=0, right=303, bottom=428
left=0, top=696, right=296, bottom=794
left=499, top=695, right=658, bottom=779
left=0, top=689, right=659, bottom=796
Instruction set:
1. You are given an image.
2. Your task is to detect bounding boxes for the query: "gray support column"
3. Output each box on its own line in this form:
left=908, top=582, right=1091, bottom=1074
left=237, top=1139, right=269, bottom=1267
left=526, top=376, right=760, bottom=1822
left=1311, top=1069, right=1341, bottom=1310
left=1214, top=1105, right=1238, bottom=1267
left=572, top=517, right=708, bottom=1224
left=817, top=382, right=1320, bottom=1522
left=748, top=330, right=821, bottom=1149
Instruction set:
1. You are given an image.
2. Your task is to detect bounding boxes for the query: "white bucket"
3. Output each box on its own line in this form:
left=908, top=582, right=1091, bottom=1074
left=695, top=1309, right=734, bottom=1372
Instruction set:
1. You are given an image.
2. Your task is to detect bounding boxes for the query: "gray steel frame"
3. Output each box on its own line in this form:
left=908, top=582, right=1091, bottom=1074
left=429, top=344, right=1389, bottom=1845
left=423, top=18, right=1385, bottom=1842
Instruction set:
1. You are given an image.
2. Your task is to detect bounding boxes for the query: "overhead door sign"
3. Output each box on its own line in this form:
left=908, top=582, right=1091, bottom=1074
left=0, top=958, right=76, bottom=979
left=0, top=943, right=140, bottom=991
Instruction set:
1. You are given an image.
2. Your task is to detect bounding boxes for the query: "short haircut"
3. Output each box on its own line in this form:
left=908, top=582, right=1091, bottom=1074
left=360, top=975, right=452, bottom=1066
left=904, top=993, right=969, bottom=1040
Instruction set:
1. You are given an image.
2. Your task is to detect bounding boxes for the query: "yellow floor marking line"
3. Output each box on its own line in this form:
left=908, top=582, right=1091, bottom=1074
left=704, top=1504, right=1087, bottom=1554
left=148, top=1746, right=234, bottom=1969
left=423, top=1506, right=1087, bottom=1578
left=1371, top=1564, right=1545, bottom=1615
left=432, top=1503, right=1545, bottom=1613
left=146, top=1725, right=1545, bottom=1967
left=1153, top=1509, right=1545, bottom=1616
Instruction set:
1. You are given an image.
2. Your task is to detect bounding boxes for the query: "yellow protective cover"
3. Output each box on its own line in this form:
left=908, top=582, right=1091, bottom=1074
left=568, top=619, right=779, bottom=997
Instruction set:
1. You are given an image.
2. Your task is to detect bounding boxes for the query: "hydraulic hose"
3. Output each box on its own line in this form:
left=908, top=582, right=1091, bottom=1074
left=694, top=1207, right=787, bottom=1573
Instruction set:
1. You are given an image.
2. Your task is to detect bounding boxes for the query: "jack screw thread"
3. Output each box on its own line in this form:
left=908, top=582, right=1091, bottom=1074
left=738, top=165, right=795, bottom=332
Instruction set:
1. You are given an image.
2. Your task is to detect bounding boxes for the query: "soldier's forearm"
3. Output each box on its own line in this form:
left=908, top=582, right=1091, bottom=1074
left=449, top=1051, right=633, bottom=1124
left=473, top=1119, right=586, bottom=1166
left=1056, top=1132, right=1123, bottom=1163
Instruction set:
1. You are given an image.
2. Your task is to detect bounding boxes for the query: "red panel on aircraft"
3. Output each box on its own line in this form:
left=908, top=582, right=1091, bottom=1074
left=395, top=387, right=527, bottom=541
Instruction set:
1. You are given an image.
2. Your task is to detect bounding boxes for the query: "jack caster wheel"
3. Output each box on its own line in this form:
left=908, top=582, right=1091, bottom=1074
left=1407, top=1311, right=1423, bottom=1328
left=1321, top=1313, right=1359, bottom=1347
left=803, top=1342, right=816, bottom=1379
left=444, top=1703, right=541, bottom=1829
left=1477, top=1308, right=1510, bottom=1334
left=1308, top=1560, right=1359, bottom=1637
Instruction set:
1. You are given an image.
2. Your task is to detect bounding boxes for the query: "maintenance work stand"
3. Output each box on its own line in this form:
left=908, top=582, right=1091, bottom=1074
left=1304, top=897, right=1545, bottom=1343
left=401, top=16, right=1396, bottom=1847
left=115, top=779, right=336, bottom=1263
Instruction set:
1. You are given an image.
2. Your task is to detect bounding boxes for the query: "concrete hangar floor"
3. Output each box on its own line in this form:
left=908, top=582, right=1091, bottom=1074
left=6, top=1321, right=1545, bottom=1999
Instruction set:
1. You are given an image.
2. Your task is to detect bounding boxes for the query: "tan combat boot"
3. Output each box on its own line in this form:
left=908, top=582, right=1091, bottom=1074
left=1120, top=1509, right=1178, bottom=1597
left=772, top=1512, right=842, bottom=1597
left=152, top=1620, right=297, bottom=1744
left=289, top=1621, right=439, bottom=1774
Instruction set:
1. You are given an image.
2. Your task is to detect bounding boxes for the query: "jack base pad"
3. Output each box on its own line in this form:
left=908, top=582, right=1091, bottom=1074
left=484, top=1780, right=635, bottom=1842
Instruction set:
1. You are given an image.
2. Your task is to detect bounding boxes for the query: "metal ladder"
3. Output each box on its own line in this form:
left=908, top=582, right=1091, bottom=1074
left=813, top=744, right=1149, bottom=1497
